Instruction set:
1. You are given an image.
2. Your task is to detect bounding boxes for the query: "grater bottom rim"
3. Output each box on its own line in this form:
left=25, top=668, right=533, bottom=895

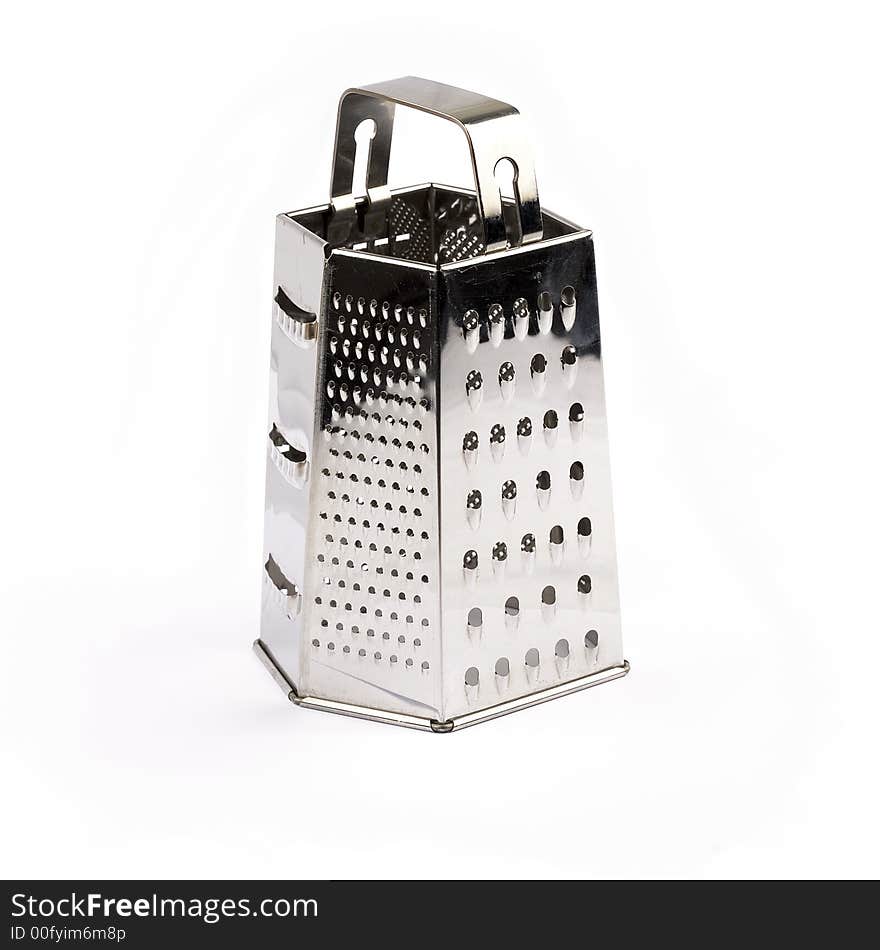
left=254, top=640, right=629, bottom=734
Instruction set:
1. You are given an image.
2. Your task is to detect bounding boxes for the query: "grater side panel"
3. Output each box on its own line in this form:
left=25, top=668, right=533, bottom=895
left=437, top=233, right=624, bottom=721
left=299, top=251, right=442, bottom=719
left=259, top=214, right=327, bottom=690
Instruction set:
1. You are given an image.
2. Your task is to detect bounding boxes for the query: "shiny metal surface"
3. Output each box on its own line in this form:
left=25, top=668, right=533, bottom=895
left=330, top=77, right=542, bottom=252
left=256, top=78, right=628, bottom=730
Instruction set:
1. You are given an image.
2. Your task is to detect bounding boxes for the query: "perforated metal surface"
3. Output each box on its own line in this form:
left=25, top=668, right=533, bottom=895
left=437, top=235, right=624, bottom=721
left=298, top=252, right=442, bottom=719
left=258, top=191, right=626, bottom=729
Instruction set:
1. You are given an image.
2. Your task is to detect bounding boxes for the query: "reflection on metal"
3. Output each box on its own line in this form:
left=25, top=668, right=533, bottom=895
left=256, top=78, right=627, bottom=731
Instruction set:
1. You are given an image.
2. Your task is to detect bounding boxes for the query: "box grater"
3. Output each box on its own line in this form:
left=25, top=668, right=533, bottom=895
left=254, top=77, right=629, bottom=732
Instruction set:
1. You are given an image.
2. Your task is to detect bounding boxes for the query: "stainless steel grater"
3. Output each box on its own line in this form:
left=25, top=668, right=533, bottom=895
left=254, top=77, right=629, bottom=731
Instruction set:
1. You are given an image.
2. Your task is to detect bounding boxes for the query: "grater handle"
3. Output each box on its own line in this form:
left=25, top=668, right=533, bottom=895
left=329, top=77, right=543, bottom=253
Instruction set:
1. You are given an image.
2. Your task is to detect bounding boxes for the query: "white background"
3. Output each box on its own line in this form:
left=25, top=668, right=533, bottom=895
left=2, top=0, right=879, bottom=879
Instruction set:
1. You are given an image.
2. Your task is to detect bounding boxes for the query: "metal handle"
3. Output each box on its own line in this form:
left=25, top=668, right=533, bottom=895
left=329, top=77, right=543, bottom=253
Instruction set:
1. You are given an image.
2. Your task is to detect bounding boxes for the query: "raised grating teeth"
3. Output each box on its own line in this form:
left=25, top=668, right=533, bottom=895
left=489, top=423, right=505, bottom=462
left=466, top=370, right=483, bottom=411
left=513, top=297, right=530, bottom=340
left=530, top=353, right=547, bottom=396
left=570, top=461, right=585, bottom=500
left=488, top=303, right=504, bottom=347
left=537, top=291, right=553, bottom=335
left=462, top=309, right=480, bottom=354
left=560, top=285, right=576, bottom=330
left=561, top=345, right=578, bottom=388
left=501, top=479, right=517, bottom=520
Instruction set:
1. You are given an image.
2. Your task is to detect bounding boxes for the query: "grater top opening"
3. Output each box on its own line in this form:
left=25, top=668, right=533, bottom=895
left=287, top=184, right=581, bottom=266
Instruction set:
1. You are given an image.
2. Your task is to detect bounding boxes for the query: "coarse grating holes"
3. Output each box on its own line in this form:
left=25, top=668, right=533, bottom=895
left=561, top=345, right=578, bottom=387
left=555, top=638, right=570, bottom=659
left=536, top=470, right=551, bottom=510
left=501, top=480, right=517, bottom=520
left=466, top=370, right=483, bottom=411
left=488, top=303, right=504, bottom=347
left=463, top=549, right=478, bottom=575
left=462, top=430, right=479, bottom=469
left=543, top=409, right=558, bottom=448
left=489, top=424, right=506, bottom=461
left=585, top=629, right=599, bottom=652
left=513, top=297, right=529, bottom=340
left=499, top=361, right=515, bottom=401
left=525, top=647, right=540, bottom=669
left=505, top=595, right=520, bottom=630
left=560, top=286, right=577, bottom=330
left=550, top=524, right=565, bottom=564
left=466, top=489, right=482, bottom=530
left=462, top=309, right=480, bottom=354
left=467, top=607, right=482, bottom=636
left=492, top=541, right=508, bottom=577
left=520, top=533, right=536, bottom=573
left=530, top=353, right=547, bottom=395
left=542, top=585, right=557, bottom=623
left=516, top=416, right=532, bottom=455
left=464, top=666, right=480, bottom=687
left=578, top=516, right=592, bottom=556
left=578, top=574, right=592, bottom=598
left=570, top=461, right=585, bottom=499
left=537, top=291, right=553, bottom=334
left=495, top=657, right=510, bottom=677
